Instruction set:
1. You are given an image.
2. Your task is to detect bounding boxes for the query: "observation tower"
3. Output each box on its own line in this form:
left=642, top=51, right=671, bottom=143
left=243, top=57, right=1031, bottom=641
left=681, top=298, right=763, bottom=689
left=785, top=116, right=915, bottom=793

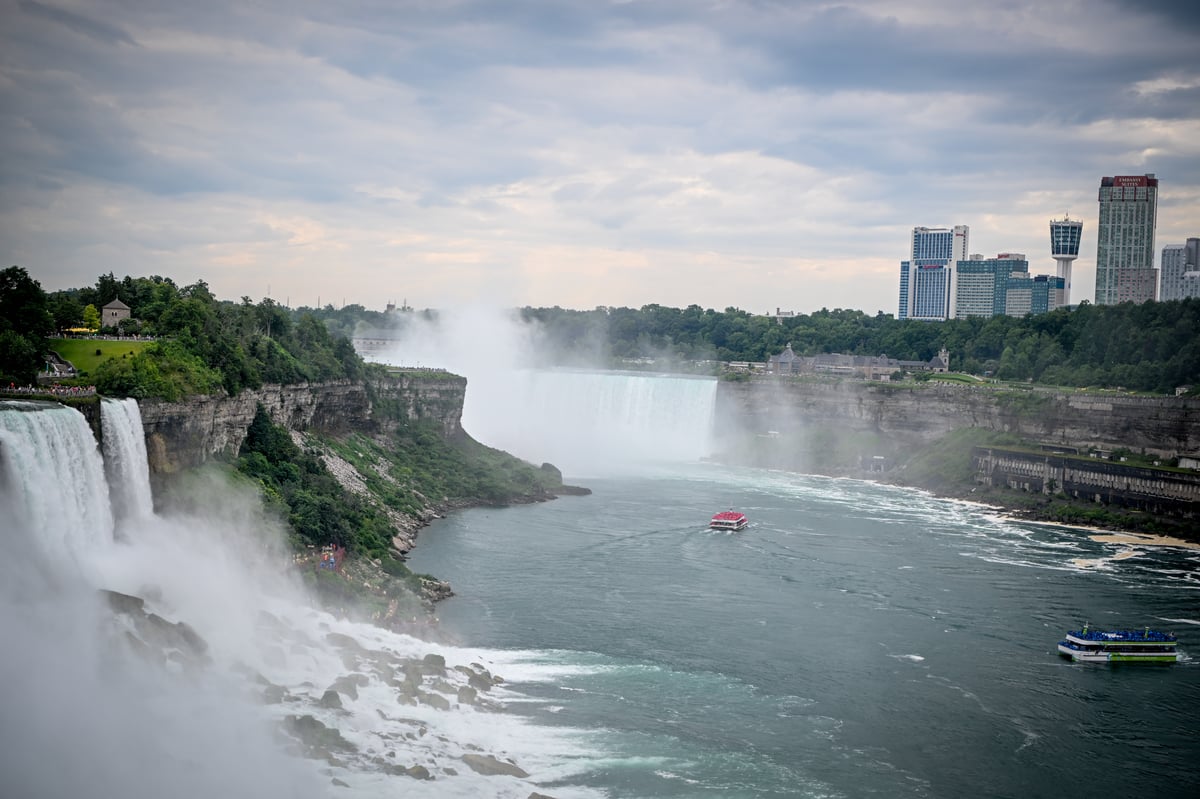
left=1050, top=214, right=1083, bottom=305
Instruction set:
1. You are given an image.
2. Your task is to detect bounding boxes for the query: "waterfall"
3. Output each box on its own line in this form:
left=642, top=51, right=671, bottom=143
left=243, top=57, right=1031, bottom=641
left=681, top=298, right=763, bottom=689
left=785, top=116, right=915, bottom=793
left=0, top=400, right=114, bottom=562
left=0, top=398, right=613, bottom=799
left=101, top=397, right=155, bottom=522
left=462, top=369, right=718, bottom=475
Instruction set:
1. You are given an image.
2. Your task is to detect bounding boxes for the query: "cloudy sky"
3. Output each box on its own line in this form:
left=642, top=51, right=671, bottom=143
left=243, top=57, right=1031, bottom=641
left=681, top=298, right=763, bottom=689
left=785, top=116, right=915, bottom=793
left=2, top=0, right=1198, bottom=315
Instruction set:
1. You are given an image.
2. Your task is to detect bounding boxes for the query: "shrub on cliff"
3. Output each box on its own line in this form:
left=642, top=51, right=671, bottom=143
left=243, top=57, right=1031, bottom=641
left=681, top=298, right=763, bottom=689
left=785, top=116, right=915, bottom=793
left=93, top=341, right=223, bottom=400
left=236, top=405, right=397, bottom=558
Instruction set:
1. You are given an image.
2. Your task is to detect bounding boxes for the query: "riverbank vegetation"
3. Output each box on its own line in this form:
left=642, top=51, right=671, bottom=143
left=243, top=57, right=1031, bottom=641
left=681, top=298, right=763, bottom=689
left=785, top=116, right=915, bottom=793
left=232, top=403, right=566, bottom=615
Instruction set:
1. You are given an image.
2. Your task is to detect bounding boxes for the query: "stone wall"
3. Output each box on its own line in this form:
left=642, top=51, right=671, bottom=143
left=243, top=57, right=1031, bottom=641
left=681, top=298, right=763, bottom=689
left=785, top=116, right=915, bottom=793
left=714, top=379, right=1200, bottom=458
left=973, top=447, right=1200, bottom=515
left=138, top=374, right=466, bottom=474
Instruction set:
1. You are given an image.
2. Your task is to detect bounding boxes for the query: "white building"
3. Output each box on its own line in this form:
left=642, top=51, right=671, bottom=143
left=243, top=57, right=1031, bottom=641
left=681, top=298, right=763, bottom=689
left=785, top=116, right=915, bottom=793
left=899, top=225, right=969, bottom=321
left=1160, top=239, right=1200, bottom=301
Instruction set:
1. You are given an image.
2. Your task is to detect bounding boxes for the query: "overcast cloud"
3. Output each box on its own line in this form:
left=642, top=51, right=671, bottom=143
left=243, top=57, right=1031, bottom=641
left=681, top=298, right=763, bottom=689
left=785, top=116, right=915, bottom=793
left=2, top=0, right=1198, bottom=314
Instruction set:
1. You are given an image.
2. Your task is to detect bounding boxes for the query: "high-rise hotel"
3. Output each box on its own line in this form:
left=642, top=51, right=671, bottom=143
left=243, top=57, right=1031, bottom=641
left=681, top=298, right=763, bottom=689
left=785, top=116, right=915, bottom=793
left=898, top=225, right=969, bottom=320
left=1095, top=174, right=1159, bottom=305
left=1160, top=238, right=1200, bottom=300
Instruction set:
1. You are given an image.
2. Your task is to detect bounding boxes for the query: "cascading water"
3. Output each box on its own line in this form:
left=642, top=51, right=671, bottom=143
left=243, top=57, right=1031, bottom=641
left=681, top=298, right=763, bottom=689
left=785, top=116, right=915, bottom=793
left=101, top=397, right=155, bottom=522
left=0, top=400, right=114, bottom=564
left=462, top=370, right=719, bottom=475
left=0, top=399, right=609, bottom=799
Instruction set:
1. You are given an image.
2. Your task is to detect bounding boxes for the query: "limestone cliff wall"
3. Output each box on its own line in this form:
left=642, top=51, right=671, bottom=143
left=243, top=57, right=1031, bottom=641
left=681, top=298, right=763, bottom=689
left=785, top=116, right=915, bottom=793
left=714, top=379, right=1200, bottom=458
left=138, top=374, right=466, bottom=474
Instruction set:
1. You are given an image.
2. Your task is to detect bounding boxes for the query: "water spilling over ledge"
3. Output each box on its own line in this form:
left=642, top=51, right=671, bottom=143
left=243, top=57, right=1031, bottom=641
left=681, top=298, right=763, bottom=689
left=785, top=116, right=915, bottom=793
left=0, top=400, right=608, bottom=798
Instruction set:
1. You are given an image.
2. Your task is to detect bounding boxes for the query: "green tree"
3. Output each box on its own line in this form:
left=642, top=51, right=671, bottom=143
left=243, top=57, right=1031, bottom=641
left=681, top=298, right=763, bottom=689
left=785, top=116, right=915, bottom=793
left=49, top=294, right=83, bottom=332
left=82, top=304, right=101, bottom=332
left=0, top=266, right=53, bottom=383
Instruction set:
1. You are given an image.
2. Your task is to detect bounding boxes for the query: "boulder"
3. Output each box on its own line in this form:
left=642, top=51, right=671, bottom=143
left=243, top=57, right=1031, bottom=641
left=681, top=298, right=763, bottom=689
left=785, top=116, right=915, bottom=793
left=418, top=692, right=451, bottom=711
left=461, top=754, right=530, bottom=779
left=329, top=675, right=361, bottom=701
left=281, top=714, right=356, bottom=760
left=406, top=765, right=433, bottom=780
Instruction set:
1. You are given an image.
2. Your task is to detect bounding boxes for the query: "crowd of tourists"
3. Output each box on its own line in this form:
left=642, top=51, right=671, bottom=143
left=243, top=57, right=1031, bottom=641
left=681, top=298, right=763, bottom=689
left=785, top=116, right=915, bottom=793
left=4, top=383, right=97, bottom=397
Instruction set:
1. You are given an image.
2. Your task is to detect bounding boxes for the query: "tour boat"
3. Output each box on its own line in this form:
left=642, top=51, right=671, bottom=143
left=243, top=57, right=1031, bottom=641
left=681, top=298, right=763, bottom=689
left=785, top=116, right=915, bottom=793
left=710, top=510, right=748, bottom=531
left=1057, top=624, right=1179, bottom=664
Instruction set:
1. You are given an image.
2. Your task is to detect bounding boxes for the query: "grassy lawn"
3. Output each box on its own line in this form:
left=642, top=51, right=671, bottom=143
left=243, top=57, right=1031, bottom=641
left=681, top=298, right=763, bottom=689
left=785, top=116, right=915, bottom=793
left=49, top=338, right=151, bottom=375
left=929, top=372, right=985, bottom=385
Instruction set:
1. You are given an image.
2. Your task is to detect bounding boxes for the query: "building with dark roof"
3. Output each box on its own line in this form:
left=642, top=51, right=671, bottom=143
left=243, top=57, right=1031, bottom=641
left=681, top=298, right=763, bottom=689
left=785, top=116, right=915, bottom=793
left=102, top=298, right=131, bottom=327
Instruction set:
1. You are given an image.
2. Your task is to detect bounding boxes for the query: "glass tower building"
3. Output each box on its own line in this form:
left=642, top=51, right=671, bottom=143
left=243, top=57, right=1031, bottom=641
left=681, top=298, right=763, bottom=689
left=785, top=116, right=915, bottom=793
left=1160, top=238, right=1200, bottom=301
left=1095, top=174, right=1158, bottom=305
left=899, top=225, right=969, bottom=320
left=954, top=254, right=1030, bottom=318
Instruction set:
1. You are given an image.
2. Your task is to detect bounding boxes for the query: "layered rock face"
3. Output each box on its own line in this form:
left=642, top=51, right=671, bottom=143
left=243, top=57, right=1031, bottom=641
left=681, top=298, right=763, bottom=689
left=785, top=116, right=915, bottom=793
left=715, top=379, right=1200, bottom=458
left=138, top=374, right=466, bottom=474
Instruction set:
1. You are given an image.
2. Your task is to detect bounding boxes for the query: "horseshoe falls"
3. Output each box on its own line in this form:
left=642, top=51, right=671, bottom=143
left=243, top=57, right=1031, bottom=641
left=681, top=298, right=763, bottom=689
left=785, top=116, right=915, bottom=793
left=460, top=370, right=719, bottom=475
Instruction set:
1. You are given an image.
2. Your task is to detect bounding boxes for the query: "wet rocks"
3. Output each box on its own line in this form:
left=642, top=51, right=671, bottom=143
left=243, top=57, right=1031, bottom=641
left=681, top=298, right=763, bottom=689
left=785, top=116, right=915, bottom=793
left=460, top=753, right=530, bottom=779
left=282, top=714, right=356, bottom=762
left=328, top=673, right=368, bottom=701
left=101, top=588, right=211, bottom=671
left=417, top=692, right=450, bottom=711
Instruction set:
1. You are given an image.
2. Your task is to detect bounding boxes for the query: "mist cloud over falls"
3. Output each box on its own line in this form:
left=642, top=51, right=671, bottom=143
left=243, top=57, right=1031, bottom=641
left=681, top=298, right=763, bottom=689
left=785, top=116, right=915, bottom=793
left=366, top=307, right=720, bottom=476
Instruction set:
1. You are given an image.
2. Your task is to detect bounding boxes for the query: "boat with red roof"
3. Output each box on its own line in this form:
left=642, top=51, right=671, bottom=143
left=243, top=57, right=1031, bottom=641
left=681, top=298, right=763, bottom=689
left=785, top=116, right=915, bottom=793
left=710, top=509, right=748, bottom=531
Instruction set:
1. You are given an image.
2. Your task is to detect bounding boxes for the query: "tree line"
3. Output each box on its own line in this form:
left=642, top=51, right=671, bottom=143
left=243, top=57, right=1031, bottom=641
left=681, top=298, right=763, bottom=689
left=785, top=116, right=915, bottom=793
left=1, top=268, right=364, bottom=398
left=517, top=302, right=1200, bottom=393
left=313, top=299, right=1200, bottom=394
left=4, top=266, right=1198, bottom=396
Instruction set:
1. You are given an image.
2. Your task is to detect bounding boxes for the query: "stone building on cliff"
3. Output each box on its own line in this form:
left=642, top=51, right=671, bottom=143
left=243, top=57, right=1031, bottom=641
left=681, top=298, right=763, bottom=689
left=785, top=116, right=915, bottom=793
left=767, top=345, right=950, bottom=379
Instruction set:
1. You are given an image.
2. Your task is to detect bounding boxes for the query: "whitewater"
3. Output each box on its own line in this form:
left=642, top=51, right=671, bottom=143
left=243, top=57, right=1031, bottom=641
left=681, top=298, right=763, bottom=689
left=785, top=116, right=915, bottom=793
left=4, top=376, right=1200, bottom=798
left=0, top=398, right=610, bottom=798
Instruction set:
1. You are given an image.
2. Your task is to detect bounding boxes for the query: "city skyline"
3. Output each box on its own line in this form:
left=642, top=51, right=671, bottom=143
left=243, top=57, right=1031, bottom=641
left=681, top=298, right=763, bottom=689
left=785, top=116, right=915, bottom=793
left=2, top=1, right=1198, bottom=315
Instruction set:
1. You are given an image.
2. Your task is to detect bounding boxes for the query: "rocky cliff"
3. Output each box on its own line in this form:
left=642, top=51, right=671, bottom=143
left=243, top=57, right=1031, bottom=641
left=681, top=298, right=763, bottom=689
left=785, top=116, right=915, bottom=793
left=715, top=379, right=1200, bottom=458
left=138, top=373, right=466, bottom=474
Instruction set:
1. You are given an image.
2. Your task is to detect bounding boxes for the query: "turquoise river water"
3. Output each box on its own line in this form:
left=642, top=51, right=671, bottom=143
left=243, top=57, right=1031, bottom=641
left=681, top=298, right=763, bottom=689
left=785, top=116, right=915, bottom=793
left=408, top=464, right=1200, bottom=799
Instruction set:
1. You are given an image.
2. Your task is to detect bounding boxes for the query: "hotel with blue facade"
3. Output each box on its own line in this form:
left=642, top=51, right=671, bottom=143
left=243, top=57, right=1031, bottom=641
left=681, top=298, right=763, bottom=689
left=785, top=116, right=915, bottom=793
left=898, top=225, right=969, bottom=320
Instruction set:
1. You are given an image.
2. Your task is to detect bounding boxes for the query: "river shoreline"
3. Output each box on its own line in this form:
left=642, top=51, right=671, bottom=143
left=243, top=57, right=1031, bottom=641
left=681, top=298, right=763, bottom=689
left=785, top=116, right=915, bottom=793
left=711, top=451, right=1200, bottom=546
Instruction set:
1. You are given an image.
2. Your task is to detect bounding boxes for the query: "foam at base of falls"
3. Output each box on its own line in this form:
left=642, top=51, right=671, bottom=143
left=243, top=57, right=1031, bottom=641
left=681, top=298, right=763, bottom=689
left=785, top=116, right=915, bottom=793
left=0, top=400, right=609, bottom=798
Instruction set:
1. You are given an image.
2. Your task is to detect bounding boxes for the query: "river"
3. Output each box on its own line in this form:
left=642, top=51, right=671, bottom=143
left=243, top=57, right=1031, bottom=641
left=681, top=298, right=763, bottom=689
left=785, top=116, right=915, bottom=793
left=409, top=463, right=1200, bottom=798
